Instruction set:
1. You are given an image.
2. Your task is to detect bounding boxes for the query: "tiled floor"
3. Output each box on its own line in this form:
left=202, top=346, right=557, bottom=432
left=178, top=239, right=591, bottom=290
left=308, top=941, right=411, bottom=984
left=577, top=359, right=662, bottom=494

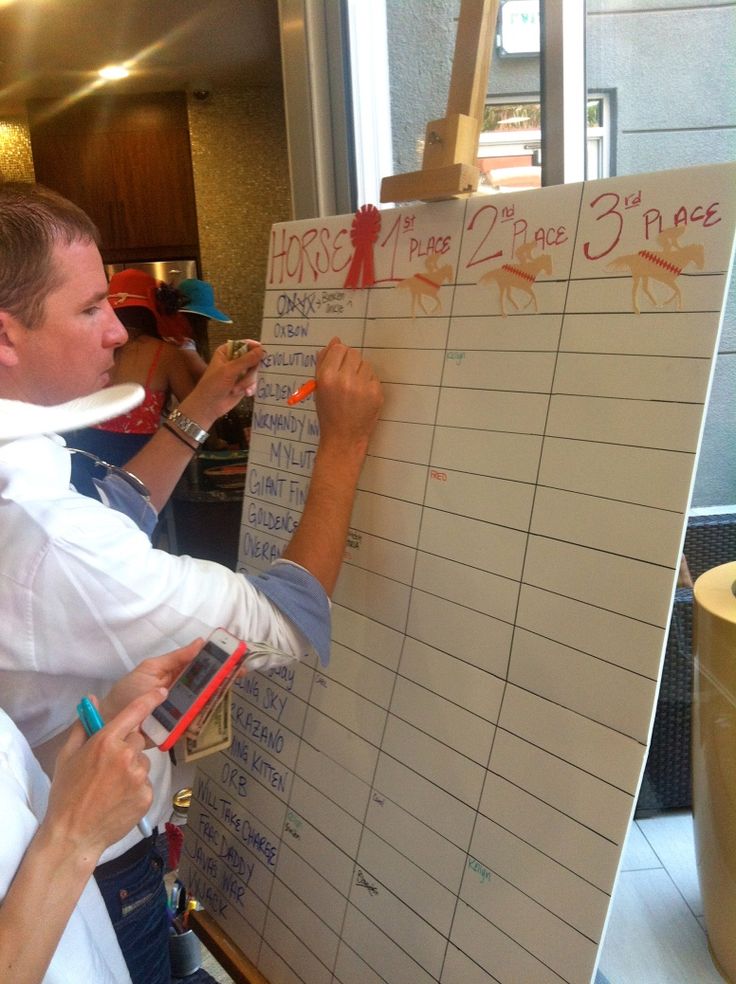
left=195, top=948, right=235, bottom=983
left=181, top=811, right=727, bottom=984
left=597, top=811, right=726, bottom=984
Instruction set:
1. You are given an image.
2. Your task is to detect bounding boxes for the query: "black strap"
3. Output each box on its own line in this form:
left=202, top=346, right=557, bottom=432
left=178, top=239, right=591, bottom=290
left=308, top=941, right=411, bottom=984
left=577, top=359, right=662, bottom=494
left=94, top=827, right=159, bottom=880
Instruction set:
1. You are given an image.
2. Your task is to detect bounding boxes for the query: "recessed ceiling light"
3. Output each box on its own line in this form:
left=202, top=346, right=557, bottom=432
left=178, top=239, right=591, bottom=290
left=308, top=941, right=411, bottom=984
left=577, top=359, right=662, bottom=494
left=98, top=65, right=129, bottom=81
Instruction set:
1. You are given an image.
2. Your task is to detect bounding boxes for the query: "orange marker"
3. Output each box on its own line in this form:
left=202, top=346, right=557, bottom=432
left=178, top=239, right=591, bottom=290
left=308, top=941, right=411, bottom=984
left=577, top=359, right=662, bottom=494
left=286, top=379, right=317, bottom=406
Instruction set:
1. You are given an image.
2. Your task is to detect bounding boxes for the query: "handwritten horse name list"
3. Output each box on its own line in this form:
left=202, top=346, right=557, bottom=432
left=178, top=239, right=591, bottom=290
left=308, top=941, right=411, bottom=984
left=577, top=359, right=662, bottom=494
left=180, top=162, right=736, bottom=984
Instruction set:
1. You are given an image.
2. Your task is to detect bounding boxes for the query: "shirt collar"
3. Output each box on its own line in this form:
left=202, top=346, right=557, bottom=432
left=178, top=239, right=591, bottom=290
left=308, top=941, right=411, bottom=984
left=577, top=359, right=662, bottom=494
left=0, top=433, right=72, bottom=501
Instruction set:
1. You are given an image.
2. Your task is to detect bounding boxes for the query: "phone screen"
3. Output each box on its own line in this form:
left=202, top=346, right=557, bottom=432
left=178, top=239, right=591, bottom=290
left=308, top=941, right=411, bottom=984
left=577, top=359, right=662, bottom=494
left=152, top=641, right=229, bottom=731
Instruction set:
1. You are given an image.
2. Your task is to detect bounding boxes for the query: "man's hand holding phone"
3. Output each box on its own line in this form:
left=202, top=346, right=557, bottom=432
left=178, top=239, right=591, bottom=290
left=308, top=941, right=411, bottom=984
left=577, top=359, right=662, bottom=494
left=99, top=639, right=205, bottom=730
left=141, top=628, right=247, bottom=750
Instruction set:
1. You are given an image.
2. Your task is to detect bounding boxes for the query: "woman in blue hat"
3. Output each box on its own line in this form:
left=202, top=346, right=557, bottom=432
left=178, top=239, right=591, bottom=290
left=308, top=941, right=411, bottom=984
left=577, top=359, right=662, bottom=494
left=177, top=279, right=250, bottom=448
left=177, top=278, right=233, bottom=363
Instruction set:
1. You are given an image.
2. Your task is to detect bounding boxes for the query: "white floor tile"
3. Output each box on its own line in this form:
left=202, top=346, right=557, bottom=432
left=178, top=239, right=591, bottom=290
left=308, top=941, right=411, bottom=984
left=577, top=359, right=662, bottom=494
left=199, top=948, right=236, bottom=982
left=598, top=869, right=722, bottom=984
left=637, top=811, right=704, bottom=916
left=620, top=820, right=661, bottom=871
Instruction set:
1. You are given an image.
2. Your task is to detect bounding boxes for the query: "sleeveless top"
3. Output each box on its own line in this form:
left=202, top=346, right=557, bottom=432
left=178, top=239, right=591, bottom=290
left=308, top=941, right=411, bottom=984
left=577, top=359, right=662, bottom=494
left=95, top=343, right=167, bottom=435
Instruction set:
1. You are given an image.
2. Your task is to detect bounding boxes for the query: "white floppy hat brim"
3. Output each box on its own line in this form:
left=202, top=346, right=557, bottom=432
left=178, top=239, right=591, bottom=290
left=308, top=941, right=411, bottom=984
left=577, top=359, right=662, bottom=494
left=0, top=383, right=145, bottom=439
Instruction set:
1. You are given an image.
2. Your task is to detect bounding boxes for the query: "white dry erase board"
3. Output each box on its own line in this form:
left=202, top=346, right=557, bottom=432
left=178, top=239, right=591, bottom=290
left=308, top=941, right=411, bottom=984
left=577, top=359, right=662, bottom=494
left=180, top=161, right=736, bottom=984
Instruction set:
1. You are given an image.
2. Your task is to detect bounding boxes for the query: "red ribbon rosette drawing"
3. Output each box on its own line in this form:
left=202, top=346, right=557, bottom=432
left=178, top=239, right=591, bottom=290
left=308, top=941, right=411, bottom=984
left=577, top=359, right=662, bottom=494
left=344, top=204, right=381, bottom=289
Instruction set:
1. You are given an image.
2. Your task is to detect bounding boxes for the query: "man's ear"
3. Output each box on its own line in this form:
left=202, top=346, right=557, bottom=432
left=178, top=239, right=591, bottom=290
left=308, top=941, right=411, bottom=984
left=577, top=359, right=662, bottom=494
left=0, top=311, right=21, bottom=368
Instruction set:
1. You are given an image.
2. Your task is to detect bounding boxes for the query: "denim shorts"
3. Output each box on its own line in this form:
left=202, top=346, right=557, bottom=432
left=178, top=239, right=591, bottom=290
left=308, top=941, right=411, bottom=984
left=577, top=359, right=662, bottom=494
left=95, top=840, right=170, bottom=984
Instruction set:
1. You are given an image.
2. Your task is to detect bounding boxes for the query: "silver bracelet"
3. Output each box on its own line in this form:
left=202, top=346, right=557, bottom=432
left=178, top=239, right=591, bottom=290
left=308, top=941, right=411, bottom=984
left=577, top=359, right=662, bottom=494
left=166, top=409, right=209, bottom=446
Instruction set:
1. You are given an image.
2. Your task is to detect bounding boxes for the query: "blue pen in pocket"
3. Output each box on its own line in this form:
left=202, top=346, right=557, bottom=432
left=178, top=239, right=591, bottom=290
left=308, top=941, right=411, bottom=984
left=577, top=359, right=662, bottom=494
left=76, top=696, right=153, bottom=838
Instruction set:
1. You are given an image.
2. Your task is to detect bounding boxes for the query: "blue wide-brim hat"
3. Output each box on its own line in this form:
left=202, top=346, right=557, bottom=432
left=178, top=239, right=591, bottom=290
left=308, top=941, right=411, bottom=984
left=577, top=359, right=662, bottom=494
left=178, top=278, right=232, bottom=323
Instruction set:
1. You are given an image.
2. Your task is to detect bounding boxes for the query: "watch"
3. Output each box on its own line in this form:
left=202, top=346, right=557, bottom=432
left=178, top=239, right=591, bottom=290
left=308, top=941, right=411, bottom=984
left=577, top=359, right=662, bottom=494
left=166, top=409, right=209, bottom=446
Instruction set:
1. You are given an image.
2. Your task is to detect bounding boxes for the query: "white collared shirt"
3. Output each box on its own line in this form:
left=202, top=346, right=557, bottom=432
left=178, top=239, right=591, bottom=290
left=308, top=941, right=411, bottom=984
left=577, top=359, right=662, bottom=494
left=0, top=433, right=310, bottom=862
left=0, top=710, right=132, bottom=982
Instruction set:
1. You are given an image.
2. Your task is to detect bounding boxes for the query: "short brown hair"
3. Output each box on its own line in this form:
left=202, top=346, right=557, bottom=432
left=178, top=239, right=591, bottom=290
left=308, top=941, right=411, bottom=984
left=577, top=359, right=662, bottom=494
left=0, top=182, right=100, bottom=329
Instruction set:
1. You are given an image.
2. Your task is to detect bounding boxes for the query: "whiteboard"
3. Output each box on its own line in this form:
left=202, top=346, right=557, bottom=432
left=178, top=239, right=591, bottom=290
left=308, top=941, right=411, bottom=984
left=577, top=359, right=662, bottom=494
left=180, top=162, right=736, bottom=984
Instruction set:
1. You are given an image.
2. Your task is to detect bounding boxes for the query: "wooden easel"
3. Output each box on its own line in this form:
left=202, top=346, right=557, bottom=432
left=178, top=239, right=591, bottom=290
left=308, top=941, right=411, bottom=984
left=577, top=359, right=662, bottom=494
left=380, top=0, right=500, bottom=203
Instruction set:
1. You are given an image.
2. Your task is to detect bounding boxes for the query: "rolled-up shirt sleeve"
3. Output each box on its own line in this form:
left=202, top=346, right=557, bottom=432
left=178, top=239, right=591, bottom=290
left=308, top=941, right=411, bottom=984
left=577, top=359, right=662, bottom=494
left=245, top=559, right=331, bottom=666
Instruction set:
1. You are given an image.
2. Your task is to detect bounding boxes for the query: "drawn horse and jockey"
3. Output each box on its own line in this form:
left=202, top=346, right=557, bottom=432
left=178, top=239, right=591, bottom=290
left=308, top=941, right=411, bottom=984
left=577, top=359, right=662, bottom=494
left=395, top=253, right=454, bottom=317
left=478, top=242, right=553, bottom=317
left=606, top=225, right=705, bottom=314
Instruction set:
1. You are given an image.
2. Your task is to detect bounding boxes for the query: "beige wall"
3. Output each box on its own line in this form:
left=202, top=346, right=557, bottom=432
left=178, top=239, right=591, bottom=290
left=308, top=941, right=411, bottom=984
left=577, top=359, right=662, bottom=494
left=0, top=114, right=35, bottom=182
left=187, top=83, right=292, bottom=351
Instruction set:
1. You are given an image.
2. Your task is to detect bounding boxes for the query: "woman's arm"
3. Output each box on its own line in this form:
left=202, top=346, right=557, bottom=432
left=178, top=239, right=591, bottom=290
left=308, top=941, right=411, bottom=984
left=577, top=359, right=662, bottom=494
left=125, top=341, right=264, bottom=510
left=178, top=344, right=208, bottom=381
left=0, top=689, right=164, bottom=984
left=165, top=344, right=201, bottom=403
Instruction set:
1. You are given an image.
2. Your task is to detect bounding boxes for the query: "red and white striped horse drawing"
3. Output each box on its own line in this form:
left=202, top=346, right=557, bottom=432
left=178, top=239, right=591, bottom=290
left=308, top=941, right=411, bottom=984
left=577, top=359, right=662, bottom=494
left=478, top=251, right=553, bottom=317
left=606, top=242, right=704, bottom=314
left=395, top=257, right=454, bottom=317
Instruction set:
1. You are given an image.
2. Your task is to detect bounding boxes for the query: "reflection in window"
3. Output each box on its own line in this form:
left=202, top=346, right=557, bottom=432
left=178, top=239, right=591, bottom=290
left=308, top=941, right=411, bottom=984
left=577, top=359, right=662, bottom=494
left=478, top=100, right=541, bottom=194
left=477, top=96, right=610, bottom=194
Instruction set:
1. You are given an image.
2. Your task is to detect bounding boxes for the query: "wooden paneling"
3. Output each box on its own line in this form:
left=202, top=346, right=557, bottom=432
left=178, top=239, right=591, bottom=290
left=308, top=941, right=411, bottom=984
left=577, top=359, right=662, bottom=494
left=28, top=91, right=199, bottom=260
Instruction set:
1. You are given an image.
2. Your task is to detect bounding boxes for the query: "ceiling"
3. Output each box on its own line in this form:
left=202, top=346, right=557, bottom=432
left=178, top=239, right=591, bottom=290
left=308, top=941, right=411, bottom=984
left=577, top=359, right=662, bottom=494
left=0, top=0, right=282, bottom=115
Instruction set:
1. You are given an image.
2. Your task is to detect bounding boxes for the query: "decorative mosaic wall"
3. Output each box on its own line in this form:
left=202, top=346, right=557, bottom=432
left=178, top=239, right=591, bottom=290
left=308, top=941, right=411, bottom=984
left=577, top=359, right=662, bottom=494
left=0, top=116, right=35, bottom=182
left=188, top=84, right=293, bottom=350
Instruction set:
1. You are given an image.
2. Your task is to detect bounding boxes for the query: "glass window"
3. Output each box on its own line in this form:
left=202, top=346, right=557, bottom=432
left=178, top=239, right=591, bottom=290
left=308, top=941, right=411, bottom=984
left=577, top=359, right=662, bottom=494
left=477, top=93, right=610, bottom=195
left=477, top=100, right=542, bottom=193
left=584, top=1, right=735, bottom=510
left=349, top=0, right=544, bottom=205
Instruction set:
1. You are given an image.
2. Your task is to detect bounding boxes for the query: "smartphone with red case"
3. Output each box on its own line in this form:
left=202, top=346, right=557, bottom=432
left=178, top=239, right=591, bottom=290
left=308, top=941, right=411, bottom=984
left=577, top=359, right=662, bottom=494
left=142, top=628, right=247, bottom=750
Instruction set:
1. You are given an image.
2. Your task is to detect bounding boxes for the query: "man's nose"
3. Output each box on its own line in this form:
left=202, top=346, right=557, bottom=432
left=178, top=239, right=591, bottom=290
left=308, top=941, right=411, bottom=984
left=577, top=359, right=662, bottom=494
left=104, top=303, right=127, bottom=346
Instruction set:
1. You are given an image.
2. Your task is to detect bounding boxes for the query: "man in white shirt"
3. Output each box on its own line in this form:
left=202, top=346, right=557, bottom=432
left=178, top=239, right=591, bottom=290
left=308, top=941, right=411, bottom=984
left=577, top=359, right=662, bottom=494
left=0, top=181, right=383, bottom=983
